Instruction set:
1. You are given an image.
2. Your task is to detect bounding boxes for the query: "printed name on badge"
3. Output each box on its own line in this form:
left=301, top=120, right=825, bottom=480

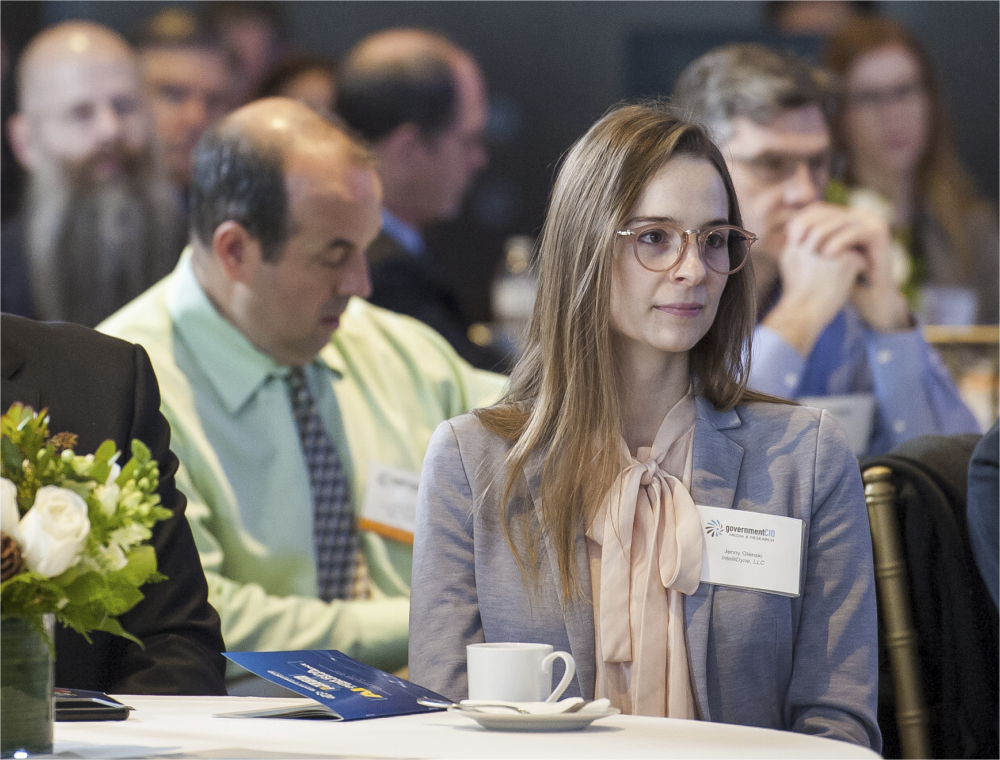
left=358, top=461, right=420, bottom=544
left=696, top=505, right=805, bottom=597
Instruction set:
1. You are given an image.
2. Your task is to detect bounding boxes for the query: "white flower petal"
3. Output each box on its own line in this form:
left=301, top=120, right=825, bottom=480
left=18, top=486, right=90, bottom=577
left=0, top=478, right=21, bottom=543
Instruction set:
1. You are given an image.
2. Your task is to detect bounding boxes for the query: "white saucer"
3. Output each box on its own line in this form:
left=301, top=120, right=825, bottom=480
left=458, top=707, right=620, bottom=732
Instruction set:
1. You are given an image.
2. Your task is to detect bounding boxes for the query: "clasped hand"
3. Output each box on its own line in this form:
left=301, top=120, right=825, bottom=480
left=777, top=203, right=910, bottom=339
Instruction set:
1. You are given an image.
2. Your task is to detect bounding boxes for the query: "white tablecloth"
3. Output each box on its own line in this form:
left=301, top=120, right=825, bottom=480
left=54, top=696, right=880, bottom=759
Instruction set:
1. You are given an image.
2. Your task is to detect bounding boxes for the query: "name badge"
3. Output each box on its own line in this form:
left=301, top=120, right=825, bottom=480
left=358, top=461, right=419, bottom=545
left=696, top=505, right=805, bottom=597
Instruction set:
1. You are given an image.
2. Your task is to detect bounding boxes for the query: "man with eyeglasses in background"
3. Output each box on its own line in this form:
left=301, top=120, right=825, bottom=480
left=674, top=44, right=978, bottom=456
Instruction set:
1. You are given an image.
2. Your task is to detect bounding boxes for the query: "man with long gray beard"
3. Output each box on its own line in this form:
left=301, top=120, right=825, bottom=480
left=2, top=21, right=185, bottom=327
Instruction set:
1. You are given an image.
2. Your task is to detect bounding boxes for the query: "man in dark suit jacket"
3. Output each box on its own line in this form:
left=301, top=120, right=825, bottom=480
left=1, top=314, right=227, bottom=695
left=365, top=232, right=509, bottom=371
left=337, top=29, right=509, bottom=373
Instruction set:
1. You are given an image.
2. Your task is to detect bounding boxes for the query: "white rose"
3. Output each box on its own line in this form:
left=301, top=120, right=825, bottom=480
left=18, top=486, right=91, bottom=577
left=1, top=477, right=21, bottom=543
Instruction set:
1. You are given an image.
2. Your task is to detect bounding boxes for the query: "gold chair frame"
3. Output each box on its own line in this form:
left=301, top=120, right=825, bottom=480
left=862, top=465, right=931, bottom=759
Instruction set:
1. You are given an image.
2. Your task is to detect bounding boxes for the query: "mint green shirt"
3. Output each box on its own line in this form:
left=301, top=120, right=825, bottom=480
left=99, top=251, right=507, bottom=673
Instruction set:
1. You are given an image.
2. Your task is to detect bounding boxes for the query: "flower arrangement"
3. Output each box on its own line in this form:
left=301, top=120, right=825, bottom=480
left=0, top=403, right=171, bottom=644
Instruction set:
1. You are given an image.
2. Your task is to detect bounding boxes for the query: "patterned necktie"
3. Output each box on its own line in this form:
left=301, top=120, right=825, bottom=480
left=285, top=366, right=369, bottom=601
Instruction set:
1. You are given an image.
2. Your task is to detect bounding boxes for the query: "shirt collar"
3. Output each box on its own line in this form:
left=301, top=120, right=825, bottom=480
left=166, top=248, right=342, bottom=415
left=380, top=209, right=425, bottom=257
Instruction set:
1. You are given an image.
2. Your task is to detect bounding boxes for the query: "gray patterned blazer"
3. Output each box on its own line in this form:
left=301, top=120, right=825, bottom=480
left=409, top=396, right=880, bottom=751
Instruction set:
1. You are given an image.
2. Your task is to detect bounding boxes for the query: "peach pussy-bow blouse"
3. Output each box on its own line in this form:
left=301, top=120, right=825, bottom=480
left=585, top=388, right=703, bottom=718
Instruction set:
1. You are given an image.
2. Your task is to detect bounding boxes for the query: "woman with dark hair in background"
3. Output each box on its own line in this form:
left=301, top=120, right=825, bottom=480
left=825, top=16, right=999, bottom=325
left=409, top=102, right=881, bottom=749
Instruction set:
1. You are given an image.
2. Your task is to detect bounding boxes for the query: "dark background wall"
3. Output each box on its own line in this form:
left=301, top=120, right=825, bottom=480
left=5, top=1, right=998, bottom=322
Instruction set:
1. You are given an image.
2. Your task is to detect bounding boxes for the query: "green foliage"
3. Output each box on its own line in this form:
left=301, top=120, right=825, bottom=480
left=0, top=403, right=171, bottom=647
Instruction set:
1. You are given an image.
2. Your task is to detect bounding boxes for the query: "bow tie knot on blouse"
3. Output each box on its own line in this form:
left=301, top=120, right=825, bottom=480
left=585, top=390, right=703, bottom=717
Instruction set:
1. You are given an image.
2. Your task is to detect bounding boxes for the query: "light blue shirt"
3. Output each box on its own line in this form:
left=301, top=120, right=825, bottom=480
left=750, top=306, right=980, bottom=456
left=380, top=209, right=425, bottom=258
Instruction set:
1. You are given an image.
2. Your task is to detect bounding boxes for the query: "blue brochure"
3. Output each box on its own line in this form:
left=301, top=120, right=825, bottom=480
left=223, top=650, right=448, bottom=721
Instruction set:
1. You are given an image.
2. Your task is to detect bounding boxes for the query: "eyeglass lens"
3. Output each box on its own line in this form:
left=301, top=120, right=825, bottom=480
left=738, top=152, right=831, bottom=186
left=848, top=80, right=924, bottom=110
left=630, top=224, right=751, bottom=274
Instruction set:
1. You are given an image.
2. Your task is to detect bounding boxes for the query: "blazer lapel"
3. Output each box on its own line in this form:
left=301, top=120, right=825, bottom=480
left=0, top=338, right=40, bottom=413
left=522, top=445, right=596, bottom=700
left=685, top=397, right=745, bottom=722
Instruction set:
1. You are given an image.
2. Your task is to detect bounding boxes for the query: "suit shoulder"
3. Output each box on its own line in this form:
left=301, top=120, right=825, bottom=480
left=732, top=398, right=853, bottom=460
left=736, top=399, right=820, bottom=426
left=429, top=411, right=512, bottom=456
left=3, top=315, right=138, bottom=367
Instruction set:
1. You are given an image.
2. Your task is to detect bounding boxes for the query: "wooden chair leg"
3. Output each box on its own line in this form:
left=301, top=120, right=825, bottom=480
left=863, top=465, right=931, bottom=759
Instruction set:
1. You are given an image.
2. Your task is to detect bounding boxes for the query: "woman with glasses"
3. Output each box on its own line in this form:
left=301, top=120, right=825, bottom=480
left=825, top=17, right=998, bottom=324
left=408, top=103, right=880, bottom=749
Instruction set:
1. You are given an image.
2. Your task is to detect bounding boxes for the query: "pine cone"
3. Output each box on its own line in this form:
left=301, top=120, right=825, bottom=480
left=1, top=531, right=23, bottom=581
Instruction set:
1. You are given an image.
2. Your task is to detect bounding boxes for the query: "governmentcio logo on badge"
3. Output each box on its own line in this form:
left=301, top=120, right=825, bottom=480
left=703, top=518, right=777, bottom=543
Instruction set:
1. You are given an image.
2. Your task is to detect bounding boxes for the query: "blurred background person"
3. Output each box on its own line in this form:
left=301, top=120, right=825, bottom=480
left=337, top=28, right=508, bottom=372
left=2, top=20, right=184, bottom=326
left=255, top=53, right=337, bottom=117
left=673, top=44, right=979, bottom=456
left=967, top=419, right=999, bottom=609
left=133, top=7, right=232, bottom=205
left=200, top=1, right=286, bottom=107
left=825, top=16, right=999, bottom=325
left=767, top=0, right=876, bottom=37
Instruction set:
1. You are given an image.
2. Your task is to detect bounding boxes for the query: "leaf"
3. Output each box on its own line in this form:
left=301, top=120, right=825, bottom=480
left=130, top=439, right=151, bottom=463
left=94, top=440, right=117, bottom=462
left=61, top=571, right=106, bottom=607
left=88, top=462, right=111, bottom=489
left=96, top=581, right=144, bottom=617
left=118, top=545, right=158, bottom=586
left=90, top=615, right=142, bottom=648
left=117, top=458, right=138, bottom=488
left=1, top=571, right=68, bottom=618
left=1, top=437, right=23, bottom=479
left=52, top=561, right=89, bottom=588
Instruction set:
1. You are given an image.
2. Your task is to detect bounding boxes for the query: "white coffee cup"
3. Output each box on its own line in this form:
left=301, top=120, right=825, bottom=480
left=467, top=642, right=575, bottom=703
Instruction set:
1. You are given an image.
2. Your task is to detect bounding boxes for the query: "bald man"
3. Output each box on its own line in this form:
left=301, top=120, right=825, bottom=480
left=336, top=29, right=508, bottom=372
left=2, top=21, right=184, bottom=327
left=99, top=98, right=506, bottom=688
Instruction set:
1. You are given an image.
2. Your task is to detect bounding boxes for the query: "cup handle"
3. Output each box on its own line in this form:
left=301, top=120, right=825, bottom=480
left=541, top=651, right=576, bottom=702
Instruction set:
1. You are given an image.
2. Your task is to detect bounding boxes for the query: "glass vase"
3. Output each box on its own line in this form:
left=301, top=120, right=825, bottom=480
left=1, top=614, right=54, bottom=758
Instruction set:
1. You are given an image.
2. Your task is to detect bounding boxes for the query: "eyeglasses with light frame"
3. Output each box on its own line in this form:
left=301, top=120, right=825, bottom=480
left=615, top=221, right=757, bottom=275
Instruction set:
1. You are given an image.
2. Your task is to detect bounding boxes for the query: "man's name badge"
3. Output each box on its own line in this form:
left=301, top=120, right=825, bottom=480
left=358, top=461, right=419, bottom=544
left=696, top=505, right=805, bottom=597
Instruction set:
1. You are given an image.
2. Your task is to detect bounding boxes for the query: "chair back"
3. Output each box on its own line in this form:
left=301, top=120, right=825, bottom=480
left=862, top=465, right=930, bottom=759
left=863, top=434, right=998, bottom=759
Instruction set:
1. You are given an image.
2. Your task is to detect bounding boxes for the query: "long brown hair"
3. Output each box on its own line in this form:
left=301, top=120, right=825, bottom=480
left=824, top=16, right=990, bottom=277
left=476, top=102, right=772, bottom=600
